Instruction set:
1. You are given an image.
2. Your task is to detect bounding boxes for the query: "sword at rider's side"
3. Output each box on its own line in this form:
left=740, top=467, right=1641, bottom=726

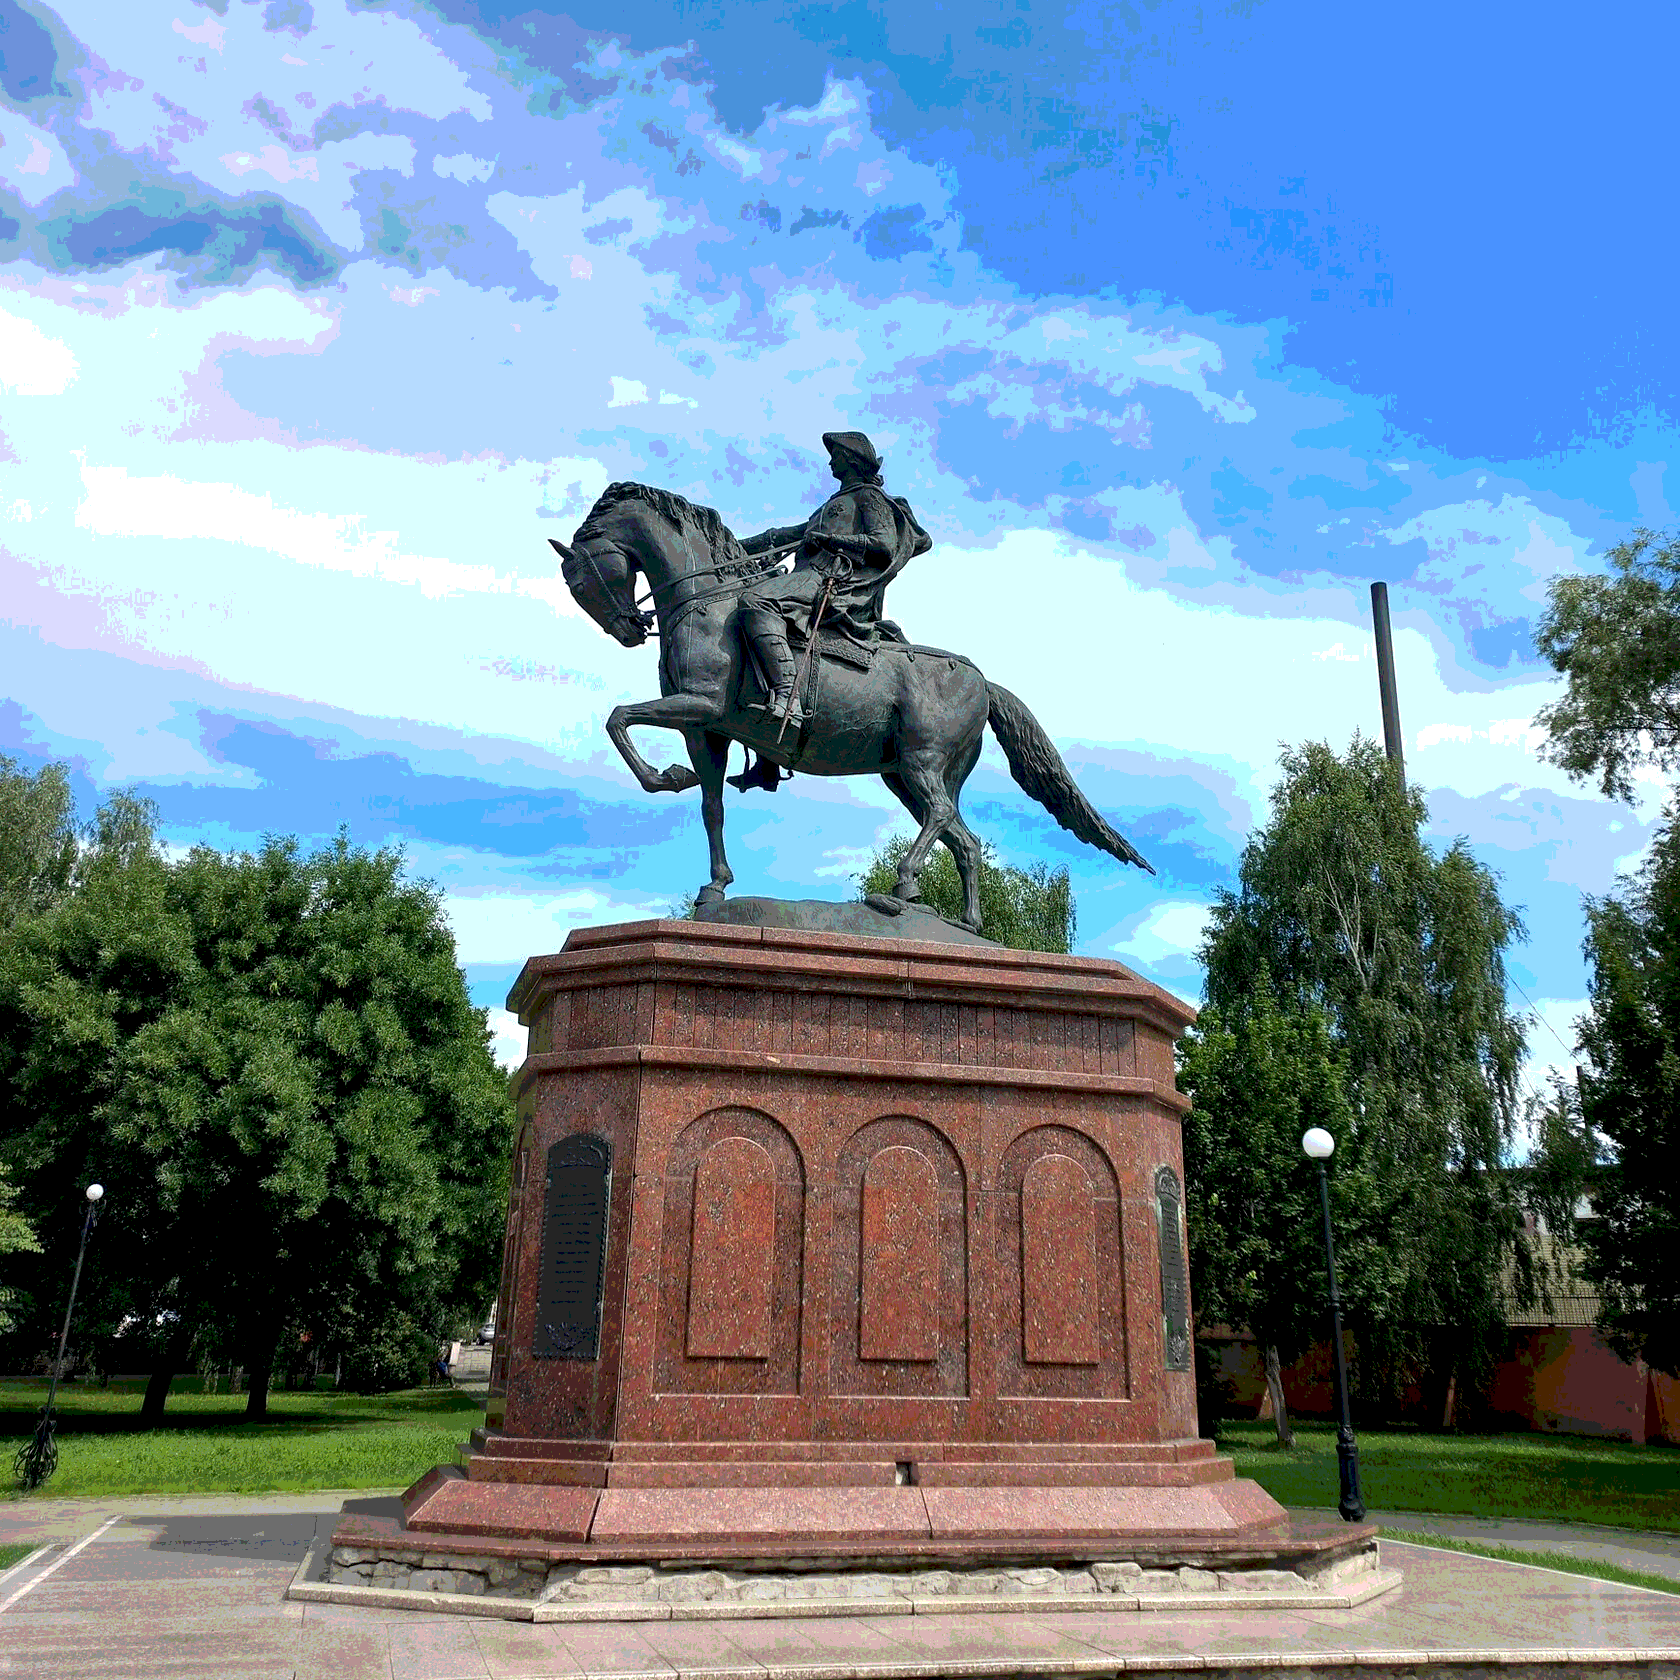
left=776, top=572, right=837, bottom=745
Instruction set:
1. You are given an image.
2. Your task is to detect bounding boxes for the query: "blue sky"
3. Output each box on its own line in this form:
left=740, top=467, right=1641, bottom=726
left=2, top=0, right=1675, bottom=1091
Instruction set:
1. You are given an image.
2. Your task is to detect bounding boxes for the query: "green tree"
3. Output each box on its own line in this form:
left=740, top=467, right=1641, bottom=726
left=1198, top=735, right=1534, bottom=1415
left=0, top=782, right=181, bottom=1383
left=859, top=835, right=1076, bottom=952
left=1530, top=807, right=1680, bottom=1375
left=0, top=754, right=79, bottom=928
left=0, top=1168, right=41, bottom=1333
left=1179, top=982, right=1362, bottom=1444
left=114, top=834, right=512, bottom=1415
left=0, top=792, right=512, bottom=1417
left=1533, top=527, right=1680, bottom=802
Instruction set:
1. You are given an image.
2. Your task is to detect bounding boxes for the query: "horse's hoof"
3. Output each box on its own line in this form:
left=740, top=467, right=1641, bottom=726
left=651, top=766, right=700, bottom=793
left=695, top=885, right=726, bottom=906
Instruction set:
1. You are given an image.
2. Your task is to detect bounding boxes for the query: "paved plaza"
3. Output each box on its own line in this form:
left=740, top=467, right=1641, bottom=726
left=2, top=1497, right=1680, bottom=1680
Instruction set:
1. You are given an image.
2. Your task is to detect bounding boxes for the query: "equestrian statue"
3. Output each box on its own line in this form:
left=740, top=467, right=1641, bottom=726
left=551, top=430, right=1153, bottom=935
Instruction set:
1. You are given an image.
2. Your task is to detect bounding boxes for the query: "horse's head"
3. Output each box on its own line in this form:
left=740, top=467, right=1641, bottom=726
left=556, top=482, right=739, bottom=647
left=550, top=533, right=649, bottom=647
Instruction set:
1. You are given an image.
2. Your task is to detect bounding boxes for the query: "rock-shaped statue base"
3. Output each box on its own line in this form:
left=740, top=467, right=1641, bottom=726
left=694, top=894, right=997, bottom=946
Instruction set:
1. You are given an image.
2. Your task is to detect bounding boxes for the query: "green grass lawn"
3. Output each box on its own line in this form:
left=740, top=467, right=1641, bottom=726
left=5, top=1379, right=1680, bottom=1529
left=1220, top=1419, right=1680, bottom=1532
left=0, top=1379, right=481, bottom=1499
left=0, top=1540, right=38, bottom=1570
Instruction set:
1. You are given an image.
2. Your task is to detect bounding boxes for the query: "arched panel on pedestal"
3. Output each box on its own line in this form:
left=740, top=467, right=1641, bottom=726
left=1021, top=1152, right=1101, bottom=1365
left=656, top=1107, right=805, bottom=1395
left=860, top=1146, right=940, bottom=1361
left=687, top=1136, right=776, bottom=1359
left=995, top=1124, right=1128, bottom=1398
left=832, top=1116, right=968, bottom=1397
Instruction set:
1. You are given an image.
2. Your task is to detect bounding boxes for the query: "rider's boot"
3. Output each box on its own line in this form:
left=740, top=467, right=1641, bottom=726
left=728, top=752, right=786, bottom=793
left=744, top=611, right=804, bottom=728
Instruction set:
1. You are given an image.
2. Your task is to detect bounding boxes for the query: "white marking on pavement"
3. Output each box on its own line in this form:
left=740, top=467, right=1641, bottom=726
left=0, top=1545, right=52, bottom=1594
left=0, top=1515, right=122, bottom=1614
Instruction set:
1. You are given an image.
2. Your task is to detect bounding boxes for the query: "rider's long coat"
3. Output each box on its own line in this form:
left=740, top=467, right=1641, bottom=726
left=740, top=480, right=923, bottom=647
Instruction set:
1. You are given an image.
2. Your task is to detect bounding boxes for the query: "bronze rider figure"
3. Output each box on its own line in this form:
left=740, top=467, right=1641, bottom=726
left=736, top=430, right=925, bottom=730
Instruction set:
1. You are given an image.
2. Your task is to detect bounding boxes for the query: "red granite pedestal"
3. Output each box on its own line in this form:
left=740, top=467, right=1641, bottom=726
left=336, top=917, right=1370, bottom=1579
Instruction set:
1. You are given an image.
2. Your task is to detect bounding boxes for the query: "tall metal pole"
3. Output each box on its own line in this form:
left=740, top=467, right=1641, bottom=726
left=1369, top=582, right=1406, bottom=788
left=1315, top=1161, right=1365, bottom=1522
left=15, top=1185, right=103, bottom=1490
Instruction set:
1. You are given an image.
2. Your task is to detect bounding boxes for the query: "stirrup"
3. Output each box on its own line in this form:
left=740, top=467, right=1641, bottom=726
left=765, top=690, right=804, bottom=728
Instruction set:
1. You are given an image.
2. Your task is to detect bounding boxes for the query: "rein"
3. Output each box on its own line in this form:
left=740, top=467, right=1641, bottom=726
left=632, top=543, right=799, bottom=635
left=634, top=544, right=795, bottom=607
left=577, top=489, right=797, bottom=640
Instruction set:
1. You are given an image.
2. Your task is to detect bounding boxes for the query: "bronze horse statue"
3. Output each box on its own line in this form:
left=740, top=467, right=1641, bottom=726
left=552, top=482, right=1153, bottom=934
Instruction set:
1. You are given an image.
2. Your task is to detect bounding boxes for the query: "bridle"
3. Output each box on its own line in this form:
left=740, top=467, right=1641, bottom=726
left=560, top=506, right=800, bottom=641
left=562, top=534, right=655, bottom=643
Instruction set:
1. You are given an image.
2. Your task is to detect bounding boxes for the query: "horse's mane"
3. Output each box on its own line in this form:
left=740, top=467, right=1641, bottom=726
left=576, top=481, right=738, bottom=558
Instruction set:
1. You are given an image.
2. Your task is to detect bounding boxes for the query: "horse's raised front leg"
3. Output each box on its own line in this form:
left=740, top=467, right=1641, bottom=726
left=606, top=693, right=723, bottom=793
left=686, top=729, right=735, bottom=905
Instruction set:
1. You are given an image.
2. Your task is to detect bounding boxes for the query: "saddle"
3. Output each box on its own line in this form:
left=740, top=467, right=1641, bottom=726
left=736, top=623, right=878, bottom=709
left=738, top=622, right=976, bottom=710
left=728, top=624, right=975, bottom=794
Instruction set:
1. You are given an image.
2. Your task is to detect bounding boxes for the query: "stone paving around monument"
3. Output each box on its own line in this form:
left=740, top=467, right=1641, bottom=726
left=3, top=1499, right=1680, bottom=1679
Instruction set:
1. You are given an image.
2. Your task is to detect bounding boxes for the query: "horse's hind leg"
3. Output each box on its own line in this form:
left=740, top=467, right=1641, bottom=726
left=942, top=737, right=986, bottom=933
left=881, top=768, right=980, bottom=936
left=886, top=746, right=961, bottom=912
left=688, top=728, right=734, bottom=905
left=886, top=746, right=985, bottom=934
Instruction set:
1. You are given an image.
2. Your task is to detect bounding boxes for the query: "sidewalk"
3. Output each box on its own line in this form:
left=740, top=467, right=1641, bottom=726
left=2, top=1515, right=1680, bottom=1680
left=1292, top=1505, right=1680, bottom=1584
left=11, top=1493, right=1677, bottom=1579
left=0, top=1488, right=403, bottom=1548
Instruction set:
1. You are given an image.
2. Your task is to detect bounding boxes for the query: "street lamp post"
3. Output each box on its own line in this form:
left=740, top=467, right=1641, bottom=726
left=14, top=1183, right=105, bottom=1492
left=1301, top=1129, right=1365, bottom=1522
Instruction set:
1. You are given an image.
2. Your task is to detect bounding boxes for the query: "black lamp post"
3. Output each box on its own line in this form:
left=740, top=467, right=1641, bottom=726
left=1301, top=1128, right=1364, bottom=1522
left=14, top=1182, right=105, bottom=1492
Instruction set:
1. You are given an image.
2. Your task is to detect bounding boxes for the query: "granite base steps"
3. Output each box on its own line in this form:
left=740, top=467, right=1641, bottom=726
left=310, top=1487, right=1394, bottom=1621
left=297, top=1525, right=1397, bottom=1622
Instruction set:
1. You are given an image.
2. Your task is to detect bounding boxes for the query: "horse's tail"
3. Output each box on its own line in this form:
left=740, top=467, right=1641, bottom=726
left=985, top=683, right=1155, bottom=874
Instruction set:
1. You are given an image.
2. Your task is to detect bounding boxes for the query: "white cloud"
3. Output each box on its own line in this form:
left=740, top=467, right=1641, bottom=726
left=1111, top=898, right=1213, bottom=971
left=434, top=152, right=496, bottom=183
left=0, top=306, right=79, bottom=396
left=608, top=377, right=649, bottom=407
left=75, top=463, right=506, bottom=601
left=1312, top=640, right=1363, bottom=664
left=1522, top=995, right=1582, bottom=1090
left=486, top=1008, right=527, bottom=1069
left=888, top=527, right=1573, bottom=818
left=219, top=145, right=319, bottom=185
left=1417, top=722, right=1473, bottom=748
left=444, top=889, right=668, bottom=963
left=171, top=13, right=226, bottom=50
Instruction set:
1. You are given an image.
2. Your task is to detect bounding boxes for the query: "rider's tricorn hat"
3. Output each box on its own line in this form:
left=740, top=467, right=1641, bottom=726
left=822, top=430, right=881, bottom=471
